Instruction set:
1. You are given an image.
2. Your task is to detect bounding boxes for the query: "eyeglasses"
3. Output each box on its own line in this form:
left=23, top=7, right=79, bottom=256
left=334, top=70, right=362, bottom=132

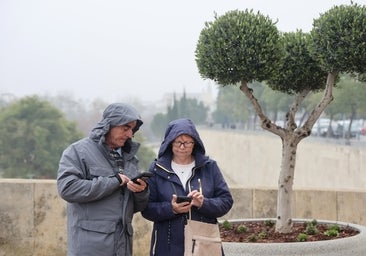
left=172, top=141, right=195, bottom=148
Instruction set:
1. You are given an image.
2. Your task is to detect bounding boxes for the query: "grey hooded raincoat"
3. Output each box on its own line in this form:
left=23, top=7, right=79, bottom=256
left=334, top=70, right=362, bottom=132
left=57, top=103, right=149, bottom=256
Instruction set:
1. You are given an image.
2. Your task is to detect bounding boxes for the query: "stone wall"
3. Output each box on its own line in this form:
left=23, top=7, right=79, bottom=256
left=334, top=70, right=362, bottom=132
left=199, top=129, right=366, bottom=190
left=1, top=180, right=366, bottom=256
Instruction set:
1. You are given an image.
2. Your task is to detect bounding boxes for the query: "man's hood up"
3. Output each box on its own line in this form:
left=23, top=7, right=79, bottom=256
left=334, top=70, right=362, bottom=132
left=89, top=103, right=143, bottom=145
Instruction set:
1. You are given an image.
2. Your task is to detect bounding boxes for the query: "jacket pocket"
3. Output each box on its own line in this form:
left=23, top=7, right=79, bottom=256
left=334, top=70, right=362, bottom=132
left=79, top=219, right=116, bottom=233
left=77, top=220, right=117, bottom=255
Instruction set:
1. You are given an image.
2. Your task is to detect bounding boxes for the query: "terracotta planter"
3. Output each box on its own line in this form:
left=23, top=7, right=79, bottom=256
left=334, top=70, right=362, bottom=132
left=222, top=219, right=366, bottom=256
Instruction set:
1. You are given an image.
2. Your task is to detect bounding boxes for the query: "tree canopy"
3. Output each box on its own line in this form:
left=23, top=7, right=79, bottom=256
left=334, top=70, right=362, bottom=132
left=196, top=9, right=281, bottom=85
left=0, top=96, right=82, bottom=178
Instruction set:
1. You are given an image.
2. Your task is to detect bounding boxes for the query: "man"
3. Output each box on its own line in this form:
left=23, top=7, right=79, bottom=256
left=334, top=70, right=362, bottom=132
left=57, top=102, right=149, bottom=256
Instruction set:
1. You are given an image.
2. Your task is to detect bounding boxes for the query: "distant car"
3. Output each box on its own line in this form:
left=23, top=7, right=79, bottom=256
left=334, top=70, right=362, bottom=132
left=311, top=119, right=342, bottom=138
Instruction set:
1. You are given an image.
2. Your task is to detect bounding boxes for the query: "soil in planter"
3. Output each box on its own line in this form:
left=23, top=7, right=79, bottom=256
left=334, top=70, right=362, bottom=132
left=219, top=220, right=360, bottom=243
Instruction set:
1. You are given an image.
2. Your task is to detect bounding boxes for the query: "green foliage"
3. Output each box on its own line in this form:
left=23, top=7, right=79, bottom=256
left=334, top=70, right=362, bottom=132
left=310, top=219, right=318, bottom=226
left=221, top=220, right=233, bottom=230
left=150, top=93, right=208, bottom=138
left=305, top=221, right=319, bottom=235
left=259, top=85, right=294, bottom=122
left=195, top=9, right=281, bottom=85
left=324, top=229, right=339, bottom=237
left=212, top=85, right=250, bottom=125
left=134, top=133, right=157, bottom=171
left=0, top=96, right=82, bottom=178
left=327, top=224, right=341, bottom=232
left=236, top=224, right=247, bottom=233
left=310, top=3, right=366, bottom=73
left=267, top=31, right=328, bottom=94
left=332, top=75, right=366, bottom=117
left=264, top=219, right=275, bottom=227
left=167, top=94, right=208, bottom=124
left=297, top=233, right=308, bottom=242
left=247, top=234, right=257, bottom=242
left=258, top=231, right=267, bottom=239
left=150, top=113, right=167, bottom=141
left=356, top=73, right=366, bottom=82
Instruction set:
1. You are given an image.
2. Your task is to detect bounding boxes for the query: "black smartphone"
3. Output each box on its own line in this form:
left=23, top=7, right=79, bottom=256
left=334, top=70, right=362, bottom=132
left=131, top=172, right=154, bottom=184
left=176, top=196, right=192, bottom=203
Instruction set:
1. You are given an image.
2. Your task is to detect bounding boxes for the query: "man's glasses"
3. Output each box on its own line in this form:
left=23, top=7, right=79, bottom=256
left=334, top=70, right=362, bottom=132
left=172, top=141, right=195, bottom=148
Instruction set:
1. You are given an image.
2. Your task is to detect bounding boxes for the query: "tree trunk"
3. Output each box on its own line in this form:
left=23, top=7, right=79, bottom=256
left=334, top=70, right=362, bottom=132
left=239, top=74, right=336, bottom=233
left=275, top=136, right=298, bottom=233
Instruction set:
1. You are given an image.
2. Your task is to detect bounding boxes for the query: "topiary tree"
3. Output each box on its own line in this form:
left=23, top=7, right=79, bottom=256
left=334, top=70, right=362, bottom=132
left=195, top=4, right=366, bottom=233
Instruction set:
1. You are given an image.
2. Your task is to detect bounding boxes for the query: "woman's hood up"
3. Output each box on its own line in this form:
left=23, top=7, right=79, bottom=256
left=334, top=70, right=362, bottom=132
left=89, top=103, right=143, bottom=145
left=158, top=118, right=205, bottom=158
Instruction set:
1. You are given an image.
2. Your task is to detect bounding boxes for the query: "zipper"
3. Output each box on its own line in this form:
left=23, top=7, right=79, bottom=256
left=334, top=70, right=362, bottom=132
left=152, top=229, right=157, bottom=255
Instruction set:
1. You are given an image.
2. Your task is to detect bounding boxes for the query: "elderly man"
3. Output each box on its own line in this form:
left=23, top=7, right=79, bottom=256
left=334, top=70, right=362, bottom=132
left=57, top=103, right=149, bottom=256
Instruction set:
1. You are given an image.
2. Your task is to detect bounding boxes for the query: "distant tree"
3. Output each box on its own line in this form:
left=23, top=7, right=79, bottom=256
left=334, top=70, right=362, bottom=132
left=332, top=75, right=366, bottom=141
left=134, top=132, right=157, bottom=170
left=195, top=4, right=366, bottom=233
left=166, top=94, right=179, bottom=123
left=150, top=113, right=167, bottom=141
left=48, top=94, right=108, bottom=136
left=167, top=92, right=208, bottom=124
left=0, top=96, right=82, bottom=179
left=151, top=92, right=209, bottom=138
left=260, top=84, right=293, bottom=124
left=213, top=85, right=250, bottom=128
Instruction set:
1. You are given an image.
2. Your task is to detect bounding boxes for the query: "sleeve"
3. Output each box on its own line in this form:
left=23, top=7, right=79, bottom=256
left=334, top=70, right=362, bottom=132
left=132, top=187, right=150, bottom=212
left=57, top=145, right=120, bottom=203
left=195, top=161, right=234, bottom=218
left=141, top=164, right=178, bottom=222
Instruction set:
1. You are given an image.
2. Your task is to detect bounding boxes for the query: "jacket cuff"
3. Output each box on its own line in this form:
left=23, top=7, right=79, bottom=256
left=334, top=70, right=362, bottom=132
left=114, top=173, right=123, bottom=185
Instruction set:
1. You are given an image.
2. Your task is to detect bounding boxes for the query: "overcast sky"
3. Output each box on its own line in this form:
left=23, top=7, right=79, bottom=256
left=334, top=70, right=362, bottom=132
left=1, top=0, right=364, bottom=103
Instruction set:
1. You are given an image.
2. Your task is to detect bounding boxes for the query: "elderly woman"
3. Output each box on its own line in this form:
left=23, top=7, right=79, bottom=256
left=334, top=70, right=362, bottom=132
left=142, top=118, right=233, bottom=256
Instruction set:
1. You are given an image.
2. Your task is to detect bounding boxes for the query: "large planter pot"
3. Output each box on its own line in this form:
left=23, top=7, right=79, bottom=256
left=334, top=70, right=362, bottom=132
left=222, top=219, right=366, bottom=256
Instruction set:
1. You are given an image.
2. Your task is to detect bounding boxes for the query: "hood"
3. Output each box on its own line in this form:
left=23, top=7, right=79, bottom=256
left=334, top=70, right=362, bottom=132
left=89, top=103, right=143, bottom=147
left=158, top=118, right=205, bottom=159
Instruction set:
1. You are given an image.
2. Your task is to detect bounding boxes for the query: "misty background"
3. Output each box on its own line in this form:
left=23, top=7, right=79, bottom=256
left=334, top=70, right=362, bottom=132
left=1, top=0, right=364, bottom=104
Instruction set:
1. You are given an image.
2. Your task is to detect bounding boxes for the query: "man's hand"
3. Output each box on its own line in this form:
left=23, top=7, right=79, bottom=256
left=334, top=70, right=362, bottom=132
left=127, top=179, right=147, bottom=192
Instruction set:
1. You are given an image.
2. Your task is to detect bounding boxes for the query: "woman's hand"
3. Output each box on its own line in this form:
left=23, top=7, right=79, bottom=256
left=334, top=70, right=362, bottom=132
left=188, top=190, right=204, bottom=208
left=171, top=194, right=192, bottom=214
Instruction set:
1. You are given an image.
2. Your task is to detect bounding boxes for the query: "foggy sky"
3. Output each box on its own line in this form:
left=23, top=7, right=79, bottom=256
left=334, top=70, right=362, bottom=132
left=1, top=0, right=364, bottom=103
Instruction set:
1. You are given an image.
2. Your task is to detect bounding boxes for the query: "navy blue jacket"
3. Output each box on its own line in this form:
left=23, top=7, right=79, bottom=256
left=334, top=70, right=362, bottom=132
left=142, top=118, right=233, bottom=256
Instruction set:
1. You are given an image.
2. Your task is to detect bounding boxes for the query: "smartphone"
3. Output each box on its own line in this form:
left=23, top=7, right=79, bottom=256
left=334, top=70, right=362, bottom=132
left=131, top=172, right=154, bottom=184
left=176, top=196, right=192, bottom=203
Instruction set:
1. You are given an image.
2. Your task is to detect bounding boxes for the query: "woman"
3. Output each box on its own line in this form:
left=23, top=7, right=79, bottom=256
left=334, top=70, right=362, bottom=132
left=142, top=118, right=233, bottom=256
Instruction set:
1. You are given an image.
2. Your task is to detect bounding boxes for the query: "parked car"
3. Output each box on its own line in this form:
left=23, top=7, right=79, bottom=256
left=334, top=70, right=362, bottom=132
left=311, top=119, right=342, bottom=138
